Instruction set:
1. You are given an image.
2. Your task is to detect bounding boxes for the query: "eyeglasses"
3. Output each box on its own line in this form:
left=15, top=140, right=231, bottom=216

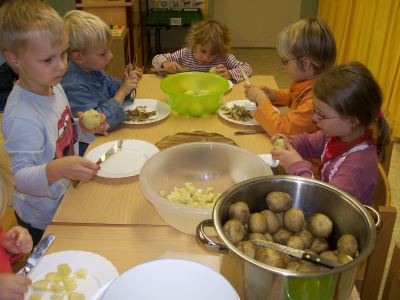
left=313, top=110, right=340, bottom=121
left=281, top=56, right=303, bottom=66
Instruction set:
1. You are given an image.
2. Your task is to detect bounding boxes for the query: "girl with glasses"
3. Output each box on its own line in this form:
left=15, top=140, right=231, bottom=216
left=271, top=62, right=390, bottom=205
left=245, top=18, right=336, bottom=136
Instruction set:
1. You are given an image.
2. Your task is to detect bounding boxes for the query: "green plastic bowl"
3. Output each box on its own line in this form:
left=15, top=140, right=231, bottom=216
left=160, top=72, right=229, bottom=116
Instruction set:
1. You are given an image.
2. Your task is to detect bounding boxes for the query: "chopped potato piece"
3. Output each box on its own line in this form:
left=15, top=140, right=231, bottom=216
left=46, top=272, right=63, bottom=281
left=74, top=268, right=87, bottom=279
left=63, top=277, right=77, bottom=291
left=50, top=282, right=64, bottom=293
left=57, top=263, right=72, bottom=276
left=50, top=295, right=64, bottom=300
left=29, top=294, right=42, bottom=300
left=31, top=279, right=50, bottom=291
left=162, top=182, right=221, bottom=208
left=68, top=292, right=86, bottom=300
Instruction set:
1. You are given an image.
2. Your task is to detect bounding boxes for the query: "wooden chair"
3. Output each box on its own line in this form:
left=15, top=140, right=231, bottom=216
left=356, top=163, right=397, bottom=300
left=382, top=241, right=400, bottom=300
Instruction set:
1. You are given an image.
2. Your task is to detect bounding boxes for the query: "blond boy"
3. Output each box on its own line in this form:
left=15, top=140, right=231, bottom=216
left=61, top=10, right=141, bottom=155
left=0, top=0, right=108, bottom=246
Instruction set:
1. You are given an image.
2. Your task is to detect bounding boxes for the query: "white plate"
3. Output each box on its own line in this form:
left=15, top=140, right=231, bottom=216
left=86, top=140, right=159, bottom=178
left=123, top=99, right=171, bottom=125
left=102, top=259, right=239, bottom=300
left=218, top=99, right=259, bottom=126
left=25, top=251, right=118, bottom=300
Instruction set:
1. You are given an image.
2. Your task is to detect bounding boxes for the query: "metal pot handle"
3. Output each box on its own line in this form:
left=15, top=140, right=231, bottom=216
left=364, top=205, right=383, bottom=230
left=196, top=219, right=228, bottom=254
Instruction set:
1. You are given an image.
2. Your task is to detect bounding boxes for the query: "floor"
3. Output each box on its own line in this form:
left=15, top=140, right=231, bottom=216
left=1, top=48, right=399, bottom=297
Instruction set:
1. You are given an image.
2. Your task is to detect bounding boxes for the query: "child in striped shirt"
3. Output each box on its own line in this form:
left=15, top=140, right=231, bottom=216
left=152, top=20, right=252, bottom=83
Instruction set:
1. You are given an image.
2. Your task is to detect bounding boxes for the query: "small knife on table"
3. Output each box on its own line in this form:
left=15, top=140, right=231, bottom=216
left=250, top=239, right=342, bottom=269
left=73, top=140, right=123, bottom=188
left=18, top=234, right=55, bottom=276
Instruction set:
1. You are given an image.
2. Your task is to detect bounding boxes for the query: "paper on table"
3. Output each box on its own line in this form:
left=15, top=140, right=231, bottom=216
left=258, top=154, right=279, bottom=168
left=160, top=251, right=223, bottom=273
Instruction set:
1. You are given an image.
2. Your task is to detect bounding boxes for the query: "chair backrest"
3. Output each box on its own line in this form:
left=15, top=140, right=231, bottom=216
left=356, top=163, right=397, bottom=300
left=382, top=241, right=400, bottom=300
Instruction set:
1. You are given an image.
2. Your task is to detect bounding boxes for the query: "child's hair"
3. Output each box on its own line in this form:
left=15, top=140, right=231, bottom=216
left=277, top=17, right=336, bottom=74
left=64, top=10, right=112, bottom=54
left=0, top=0, right=66, bottom=55
left=313, top=61, right=391, bottom=162
left=185, top=20, right=231, bottom=55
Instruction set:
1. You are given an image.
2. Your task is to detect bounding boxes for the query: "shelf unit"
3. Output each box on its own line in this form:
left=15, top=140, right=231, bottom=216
left=75, top=0, right=149, bottom=67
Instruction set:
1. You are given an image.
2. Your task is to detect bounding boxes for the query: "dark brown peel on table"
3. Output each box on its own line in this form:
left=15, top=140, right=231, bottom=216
left=126, top=106, right=156, bottom=122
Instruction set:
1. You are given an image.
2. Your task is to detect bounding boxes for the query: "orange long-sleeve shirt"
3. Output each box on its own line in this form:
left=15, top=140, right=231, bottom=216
left=254, top=80, right=318, bottom=136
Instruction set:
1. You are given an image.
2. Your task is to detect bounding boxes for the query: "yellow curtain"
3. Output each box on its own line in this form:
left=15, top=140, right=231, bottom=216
left=318, top=0, right=400, bottom=138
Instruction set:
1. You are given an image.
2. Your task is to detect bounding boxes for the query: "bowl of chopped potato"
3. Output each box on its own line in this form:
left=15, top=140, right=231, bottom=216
left=160, top=72, right=229, bottom=116
left=139, top=142, right=272, bottom=235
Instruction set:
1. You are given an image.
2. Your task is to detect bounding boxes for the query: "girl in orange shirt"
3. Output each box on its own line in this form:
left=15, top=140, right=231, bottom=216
left=245, top=18, right=336, bottom=136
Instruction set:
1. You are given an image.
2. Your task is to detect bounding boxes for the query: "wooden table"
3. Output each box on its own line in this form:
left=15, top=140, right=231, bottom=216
left=52, top=74, right=276, bottom=225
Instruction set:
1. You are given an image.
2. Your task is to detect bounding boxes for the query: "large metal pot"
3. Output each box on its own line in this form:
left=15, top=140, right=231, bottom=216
left=197, top=176, right=380, bottom=300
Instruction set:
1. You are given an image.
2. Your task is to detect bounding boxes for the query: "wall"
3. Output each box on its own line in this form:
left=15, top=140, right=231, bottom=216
left=45, top=0, right=75, bottom=16
left=212, top=0, right=301, bottom=47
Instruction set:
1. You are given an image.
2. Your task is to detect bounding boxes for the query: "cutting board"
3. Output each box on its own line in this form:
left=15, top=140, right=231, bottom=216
left=155, top=131, right=237, bottom=150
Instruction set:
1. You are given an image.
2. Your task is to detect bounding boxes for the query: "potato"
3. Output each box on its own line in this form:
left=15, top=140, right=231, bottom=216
left=57, top=263, right=72, bottom=276
left=209, top=66, right=217, bottom=73
left=223, top=219, right=245, bottom=243
left=249, top=232, right=266, bottom=241
left=236, top=240, right=256, bottom=258
left=296, top=229, right=314, bottom=249
left=81, top=109, right=102, bottom=129
left=286, top=260, right=301, bottom=271
left=273, top=228, right=292, bottom=245
left=261, top=209, right=281, bottom=234
left=63, top=277, right=77, bottom=292
left=337, top=253, right=354, bottom=264
left=248, top=212, right=268, bottom=233
left=29, top=295, right=43, bottom=300
left=337, top=234, right=358, bottom=257
left=31, top=279, right=50, bottom=291
left=266, top=192, right=292, bottom=212
left=286, top=236, right=305, bottom=250
left=68, top=293, right=85, bottom=300
left=264, top=233, right=274, bottom=242
left=308, top=213, right=333, bottom=238
left=255, top=248, right=285, bottom=268
left=273, top=137, right=286, bottom=150
left=229, top=201, right=250, bottom=224
left=283, top=207, right=305, bottom=232
left=310, top=237, right=329, bottom=254
left=297, top=261, right=320, bottom=272
left=320, top=250, right=338, bottom=262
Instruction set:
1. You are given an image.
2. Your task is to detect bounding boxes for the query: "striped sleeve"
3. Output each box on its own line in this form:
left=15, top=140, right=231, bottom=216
left=152, top=48, right=187, bottom=68
left=224, top=54, right=253, bottom=83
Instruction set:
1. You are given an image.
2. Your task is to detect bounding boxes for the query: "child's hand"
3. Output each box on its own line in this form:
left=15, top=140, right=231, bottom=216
left=162, top=61, right=182, bottom=73
left=0, top=273, right=31, bottom=300
left=244, top=85, right=269, bottom=105
left=271, top=142, right=303, bottom=170
left=2, top=226, right=32, bottom=255
left=77, top=111, right=109, bottom=135
left=114, top=71, right=140, bottom=102
left=214, top=64, right=230, bottom=80
left=260, top=86, right=277, bottom=101
left=47, top=156, right=100, bottom=184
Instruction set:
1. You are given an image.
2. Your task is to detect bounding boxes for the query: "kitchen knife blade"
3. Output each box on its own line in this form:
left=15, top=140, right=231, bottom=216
left=18, top=234, right=55, bottom=276
left=96, top=139, right=123, bottom=165
left=250, top=239, right=342, bottom=269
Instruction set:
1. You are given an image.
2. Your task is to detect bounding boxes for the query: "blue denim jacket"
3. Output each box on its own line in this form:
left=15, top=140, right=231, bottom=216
left=61, top=60, right=130, bottom=130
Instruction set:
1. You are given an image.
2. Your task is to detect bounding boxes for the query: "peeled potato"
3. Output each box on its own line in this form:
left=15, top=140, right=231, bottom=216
left=209, top=66, right=217, bottom=73
left=81, top=109, right=102, bottom=129
left=273, top=137, right=286, bottom=150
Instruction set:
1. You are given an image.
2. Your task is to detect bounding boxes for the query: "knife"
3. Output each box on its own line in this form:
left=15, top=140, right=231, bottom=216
left=72, top=140, right=123, bottom=188
left=96, top=139, right=123, bottom=165
left=250, top=239, right=342, bottom=269
left=18, top=234, right=55, bottom=276
left=234, top=130, right=266, bottom=136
